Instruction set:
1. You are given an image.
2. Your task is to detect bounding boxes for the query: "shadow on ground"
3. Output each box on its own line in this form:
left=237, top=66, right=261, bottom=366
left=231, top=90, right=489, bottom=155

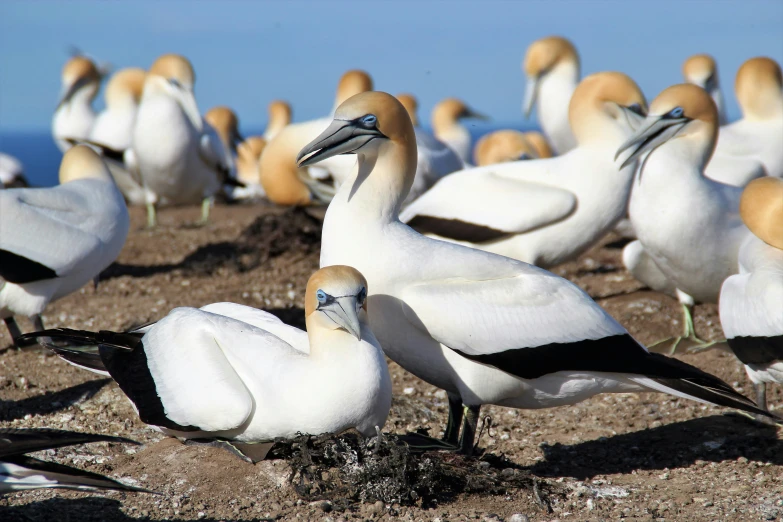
left=100, top=208, right=322, bottom=281
left=0, top=379, right=110, bottom=422
left=530, top=413, right=781, bottom=479
left=0, top=497, right=248, bottom=522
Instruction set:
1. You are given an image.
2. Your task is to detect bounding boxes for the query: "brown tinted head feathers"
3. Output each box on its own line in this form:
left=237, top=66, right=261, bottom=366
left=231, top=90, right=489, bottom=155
left=524, top=36, right=579, bottom=77
left=740, top=177, right=783, bottom=249
left=735, top=57, right=783, bottom=120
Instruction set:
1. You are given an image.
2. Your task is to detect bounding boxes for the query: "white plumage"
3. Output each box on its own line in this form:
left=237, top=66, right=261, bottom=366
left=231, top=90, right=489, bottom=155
left=23, top=267, right=392, bottom=452
left=0, top=146, right=129, bottom=340
left=401, top=72, right=646, bottom=267
left=297, top=91, right=769, bottom=453
left=719, top=177, right=783, bottom=414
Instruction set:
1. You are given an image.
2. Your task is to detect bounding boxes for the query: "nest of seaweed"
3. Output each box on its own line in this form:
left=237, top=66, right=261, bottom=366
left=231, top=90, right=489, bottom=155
left=268, top=431, right=562, bottom=511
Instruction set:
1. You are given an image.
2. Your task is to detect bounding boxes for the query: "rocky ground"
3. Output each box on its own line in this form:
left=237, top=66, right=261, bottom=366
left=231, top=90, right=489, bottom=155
left=1, top=203, right=781, bottom=522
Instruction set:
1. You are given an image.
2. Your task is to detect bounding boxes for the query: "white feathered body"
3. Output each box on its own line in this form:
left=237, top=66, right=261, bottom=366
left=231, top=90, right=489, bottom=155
left=719, top=235, right=783, bottom=384
left=137, top=304, right=392, bottom=441
left=629, top=143, right=749, bottom=303
left=132, top=93, right=220, bottom=205
left=0, top=178, right=129, bottom=317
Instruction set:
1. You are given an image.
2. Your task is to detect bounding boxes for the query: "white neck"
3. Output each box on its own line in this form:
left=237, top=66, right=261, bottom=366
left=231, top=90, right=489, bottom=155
left=537, top=61, right=579, bottom=153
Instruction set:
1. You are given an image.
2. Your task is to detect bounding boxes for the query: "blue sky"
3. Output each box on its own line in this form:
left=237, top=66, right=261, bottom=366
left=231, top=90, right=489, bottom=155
left=1, top=0, right=782, bottom=132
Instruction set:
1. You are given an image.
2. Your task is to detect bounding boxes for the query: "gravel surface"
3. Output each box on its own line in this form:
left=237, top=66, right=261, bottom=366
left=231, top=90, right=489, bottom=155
left=1, top=203, right=781, bottom=521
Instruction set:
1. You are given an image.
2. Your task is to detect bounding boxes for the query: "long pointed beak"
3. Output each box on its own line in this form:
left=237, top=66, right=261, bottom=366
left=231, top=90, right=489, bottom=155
left=522, top=75, right=539, bottom=118
left=321, top=296, right=362, bottom=340
left=297, top=119, right=385, bottom=167
left=615, top=115, right=689, bottom=170
left=56, top=76, right=92, bottom=110
left=464, top=108, right=490, bottom=121
left=177, top=88, right=203, bottom=132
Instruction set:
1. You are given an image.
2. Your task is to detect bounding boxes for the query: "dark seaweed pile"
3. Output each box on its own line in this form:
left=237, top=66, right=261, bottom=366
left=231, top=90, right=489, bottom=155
left=270, top=431, right=563, bottom=513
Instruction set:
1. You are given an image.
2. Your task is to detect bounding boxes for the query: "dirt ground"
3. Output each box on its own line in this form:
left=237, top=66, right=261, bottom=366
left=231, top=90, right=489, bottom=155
left=1, top=203, right=781, bottom=522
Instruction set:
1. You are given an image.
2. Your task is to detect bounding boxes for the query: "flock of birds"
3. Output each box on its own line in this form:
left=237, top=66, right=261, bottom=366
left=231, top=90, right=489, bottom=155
left=0, top=35, right=781, bottom=498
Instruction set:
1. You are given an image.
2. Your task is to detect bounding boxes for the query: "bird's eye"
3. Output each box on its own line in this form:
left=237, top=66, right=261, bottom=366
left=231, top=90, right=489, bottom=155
left=627, top=103, right=645, bottom=117
left=168, top=78, right=181, bottom=88
left=360, top=114, right=377, bottom=127
left=316, top=289, right=327, bottom=304
left=666, top=107, right=685, bottom=119
left=357, top=287, right=367, bottom=304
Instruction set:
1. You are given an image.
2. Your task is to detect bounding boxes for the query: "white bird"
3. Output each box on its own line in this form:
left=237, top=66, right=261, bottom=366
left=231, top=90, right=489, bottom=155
left=401, top=72, right=648, bottom=268
left=430, top=97, right=487, bottom=165
left=132, top=54, right=230, bottom=227
left=395, top=93, right=464, bottom=203
left=0, top=145, right=129, bottom=343
left=87, top=67, right=147, bottom=205
left=259, top=70, right=373, bottom=206
left=52, top=55, right=104, bottom=153
left=522, top=35, right=579, bottom=155
left=720, top=177, right=783, bottom=417
left=0, top=428, right=150, bottom=493
left=682, top=53, right=728, bottom=125
left=714, top=56, right=783, bottom=178
left=21, top=266, right=392, bottom=461
left=263, top=100, right=292, bottom=141
left=616, top=83, right=750, bottom=350
left=297, top=91, right=770, bottom=454
left=0, top=153, right=28, bottom=188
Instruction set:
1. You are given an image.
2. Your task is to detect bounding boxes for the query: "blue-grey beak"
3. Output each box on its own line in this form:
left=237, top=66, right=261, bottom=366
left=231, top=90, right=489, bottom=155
left=297, top=119, right=386, bottom=167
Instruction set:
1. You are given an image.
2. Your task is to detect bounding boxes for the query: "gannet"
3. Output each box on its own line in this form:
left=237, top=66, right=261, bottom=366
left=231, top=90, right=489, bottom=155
left=394, top=93, right=464, bottom=203
left=0, top=153, right=28, bottom=188
left=204, top=105, right=244, bottom=191
left=522, top=36, right=580, bottom=154
left=431, top=97, right=487, bottom=164
left=132, top=54, right=230, bottom=227
left=714, top=57, right=783, bottom=178
left=88, top=67, right=147, bottom=204
left=0, top=146, right=129, bottom=343
left=616, top=83, right=750, bottom=349
left=720, top=177, right=783, bottom=417
left=0, top=428, right=151, bottom=493
left=682, top=54, right=728, bottom=125
left=401, top=72, right=648, bottom=268
left=21, top=266, right=392, bottom=460
left=473, top=129, right=553, bottom=166
left=259, top=70, right=373, bottom=206
left=263, top=100, right=292, bottom=140
left=52, top=56, right=104, bottom=153
left=231, top=136, right=267, bottom=199
left=297, top=91, right=771, bottom=454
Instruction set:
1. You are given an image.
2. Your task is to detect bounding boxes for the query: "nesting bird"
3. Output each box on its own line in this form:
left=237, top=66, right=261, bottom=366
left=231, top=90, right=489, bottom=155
left=720, top=177, right=783, bottom=417
left=430, top=97, right=487, bottom=164
left=0, top=146, right=129, bottom=343
left=401, top=72, right=648, bottom=268
left=473, top=130, right=552, bottom=166
left=132, top=54, right=231, bottom=226
left=522, top=35, right=580, bottom=155
left=617, top=83, right=750, bottom=349
left=298, top=91, right=771, bottom=454
left=20, top=266, right=392, bottom=461
left=52, top=55, right=104, bottom=153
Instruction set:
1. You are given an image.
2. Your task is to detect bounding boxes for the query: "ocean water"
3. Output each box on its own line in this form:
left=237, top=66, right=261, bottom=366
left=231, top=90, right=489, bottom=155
left=0, top=122, right=537, bottom=188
